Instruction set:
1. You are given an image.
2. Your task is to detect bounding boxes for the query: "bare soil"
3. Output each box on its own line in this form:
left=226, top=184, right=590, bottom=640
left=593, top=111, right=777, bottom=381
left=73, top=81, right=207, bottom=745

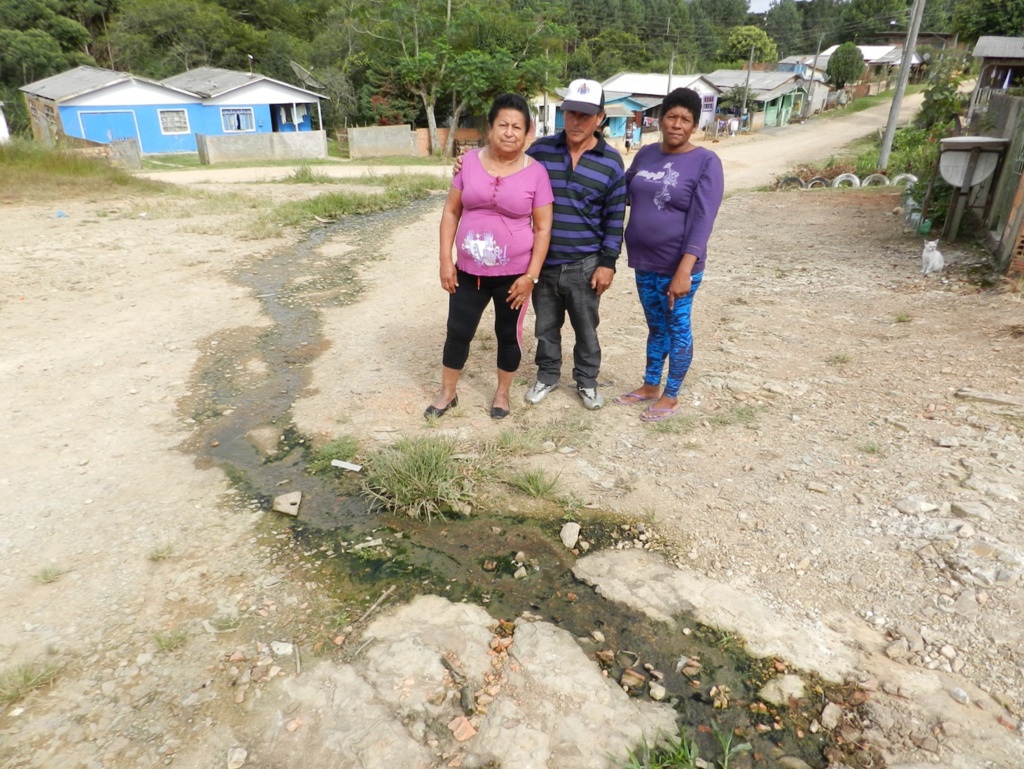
left=2, top=91, right=1022, bottom=768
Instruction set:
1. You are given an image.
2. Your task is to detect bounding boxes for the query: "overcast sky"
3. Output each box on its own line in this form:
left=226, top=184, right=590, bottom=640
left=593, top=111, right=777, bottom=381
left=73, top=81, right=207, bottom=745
left=749, top=0, right=773, bottom=12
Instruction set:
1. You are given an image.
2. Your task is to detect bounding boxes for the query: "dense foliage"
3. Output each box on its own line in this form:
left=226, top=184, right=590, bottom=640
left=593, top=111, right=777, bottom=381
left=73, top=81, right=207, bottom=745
left=826, top=41, right=864, bottom=89
left=0, top=0, right=997, bottom=146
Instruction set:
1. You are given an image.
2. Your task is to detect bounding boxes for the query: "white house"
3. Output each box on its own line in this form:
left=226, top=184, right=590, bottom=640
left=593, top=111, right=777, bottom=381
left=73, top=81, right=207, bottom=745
left=0, top=101, right=9, bottom=144
left=601, top=72, right=721, bottom=128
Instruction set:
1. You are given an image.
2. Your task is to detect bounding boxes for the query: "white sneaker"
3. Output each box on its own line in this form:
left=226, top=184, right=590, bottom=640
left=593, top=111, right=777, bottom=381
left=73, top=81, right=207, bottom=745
left=576, top=384, right=604, bottom=410
left=525, top=381, right=558, bottom=404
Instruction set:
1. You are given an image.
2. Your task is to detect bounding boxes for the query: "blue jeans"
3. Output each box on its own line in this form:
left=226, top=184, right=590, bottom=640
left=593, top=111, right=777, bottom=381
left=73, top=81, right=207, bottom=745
left=533, top=255, right=601, bottom=388
left=635, top=270, right=703, bottom=398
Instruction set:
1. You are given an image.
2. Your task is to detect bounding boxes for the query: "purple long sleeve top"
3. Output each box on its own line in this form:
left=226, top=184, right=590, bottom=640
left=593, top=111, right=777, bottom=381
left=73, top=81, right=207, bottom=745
left=624, top=144, right=724, bottom=276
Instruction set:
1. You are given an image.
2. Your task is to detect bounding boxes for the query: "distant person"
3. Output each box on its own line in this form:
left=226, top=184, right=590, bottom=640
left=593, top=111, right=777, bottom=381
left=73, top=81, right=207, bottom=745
left=614, top=87, right=724, bottom=422
left=632, top=121, right=642, bottom=150
left=426, top=93, right=553, bottom=420
left=624, top=122, right=633, bottom=154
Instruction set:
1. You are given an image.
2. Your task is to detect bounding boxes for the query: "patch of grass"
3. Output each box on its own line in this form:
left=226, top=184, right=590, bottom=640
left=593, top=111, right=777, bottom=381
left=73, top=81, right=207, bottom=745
left=858, top=440, right=882, bottom=454
left=154, top=628, right=189, bottom=652
left=148, top=544, right=175, bottom=562
left=485, top=427, right=544, bottom=457
left=711, top=720, right=752, bottom=769
left=34, top=567, right=67, bottom=584
left=533, top=414, right=592, bottom=448
left=283, top=164, right=333, bottom=184
left=826, top=353, right=851, bottom=367
left=893, top=312, right=912, bottom=323
left=363, top=435, right=471, bottom=521
left=649, top=413, right=698, bottom=435
left=0, top=662, right=61, bottom=706
left=308, top=435, right=360, bottom=474
left=0, top=139, right=165, bottom=202
left=506, top=468, right=561, bottom=499
left=707, top=405, right=759, bottom=428
left=267, top=172, right=448, bottom=228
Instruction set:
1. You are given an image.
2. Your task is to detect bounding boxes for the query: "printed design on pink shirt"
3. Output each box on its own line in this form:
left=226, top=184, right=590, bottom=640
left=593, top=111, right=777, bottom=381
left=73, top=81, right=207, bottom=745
left=461, top=230, right=508, bottom=268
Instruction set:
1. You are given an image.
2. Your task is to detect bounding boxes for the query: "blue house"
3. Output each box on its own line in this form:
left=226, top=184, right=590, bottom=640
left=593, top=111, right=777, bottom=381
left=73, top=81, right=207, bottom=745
left=21, top=65, right=325, bottom=155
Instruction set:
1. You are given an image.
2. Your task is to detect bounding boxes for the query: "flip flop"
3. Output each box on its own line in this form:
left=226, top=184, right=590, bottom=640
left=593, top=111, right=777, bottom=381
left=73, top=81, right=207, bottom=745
left=613, top=391, right=659, bottom=406
left=639, top=406, right=679, bottom=423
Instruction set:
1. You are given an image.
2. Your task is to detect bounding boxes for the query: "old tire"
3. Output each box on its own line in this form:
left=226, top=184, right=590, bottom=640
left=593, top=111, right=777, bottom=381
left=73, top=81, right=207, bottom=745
left=806, top=176, right=829, bottom=189
left=831, top=173, right=861, bottom=188
left=777, top=176, right=806, bottom=190
left=862, top=173, right=890, bottom=186
left=891, top=173, right=918, bottom=187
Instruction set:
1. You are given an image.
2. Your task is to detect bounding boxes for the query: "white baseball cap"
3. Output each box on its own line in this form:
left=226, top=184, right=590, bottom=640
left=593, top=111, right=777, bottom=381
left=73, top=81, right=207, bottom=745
left=562, top=79, right=604, bottom=115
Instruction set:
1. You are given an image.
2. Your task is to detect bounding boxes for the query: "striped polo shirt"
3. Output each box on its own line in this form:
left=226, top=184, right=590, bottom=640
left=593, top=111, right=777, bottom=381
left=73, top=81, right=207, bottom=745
left=526, top=132, right=627, bottom=270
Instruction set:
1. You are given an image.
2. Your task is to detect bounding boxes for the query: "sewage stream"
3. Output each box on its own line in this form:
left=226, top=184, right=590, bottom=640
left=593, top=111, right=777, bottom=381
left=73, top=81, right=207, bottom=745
left=180, top=199, right=870, bottom=768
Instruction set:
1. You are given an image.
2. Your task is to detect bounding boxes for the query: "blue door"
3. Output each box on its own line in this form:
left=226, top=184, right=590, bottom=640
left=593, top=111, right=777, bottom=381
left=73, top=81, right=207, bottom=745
left=80, top=111, right=139, bottom=147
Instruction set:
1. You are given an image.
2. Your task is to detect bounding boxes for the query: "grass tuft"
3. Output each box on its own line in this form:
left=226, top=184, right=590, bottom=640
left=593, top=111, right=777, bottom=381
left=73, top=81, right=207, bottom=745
left=307, top=435, right=360, bottom=475
left=506, top=468, right=561, bottom=499
left=894, top=312, right=912, bottom=323
left=34, top=567, right=67, bottom=584
left=284, top=164, right=332, bottom=184
left=363, top=435, right=469, bottom=521
left=148, top=544, right=175, bottom=562
left=0, top=662, right=61, bottom=707
left=154, top=629, right=189, bottom=652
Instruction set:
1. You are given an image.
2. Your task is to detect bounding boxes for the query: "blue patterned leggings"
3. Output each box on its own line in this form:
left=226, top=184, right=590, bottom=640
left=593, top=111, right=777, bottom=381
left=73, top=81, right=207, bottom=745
left=635, top=270, right=703, bottom=399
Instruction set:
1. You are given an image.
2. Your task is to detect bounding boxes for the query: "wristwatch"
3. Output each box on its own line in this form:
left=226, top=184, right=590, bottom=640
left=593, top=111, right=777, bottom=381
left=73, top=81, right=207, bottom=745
left=525, top=273, right=539, bottom=284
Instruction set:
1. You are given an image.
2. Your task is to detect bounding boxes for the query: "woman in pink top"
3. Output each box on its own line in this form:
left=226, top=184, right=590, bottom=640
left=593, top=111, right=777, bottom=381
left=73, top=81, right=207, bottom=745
left=425, top=93, right=554, bottom=420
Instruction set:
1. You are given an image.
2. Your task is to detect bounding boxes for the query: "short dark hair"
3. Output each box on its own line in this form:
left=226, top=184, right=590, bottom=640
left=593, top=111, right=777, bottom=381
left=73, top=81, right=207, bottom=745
left=488, top=93, right=532, bottom=132
left=661, top=88, right=702, bottom=124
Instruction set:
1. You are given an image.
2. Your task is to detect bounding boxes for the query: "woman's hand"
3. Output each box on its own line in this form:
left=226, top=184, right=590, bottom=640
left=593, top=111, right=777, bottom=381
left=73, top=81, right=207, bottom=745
left=506, top=274, right=534, bottom=309
left=440, top=259, right=458, bottom=294
left=666, top=272, right=692, bottom=310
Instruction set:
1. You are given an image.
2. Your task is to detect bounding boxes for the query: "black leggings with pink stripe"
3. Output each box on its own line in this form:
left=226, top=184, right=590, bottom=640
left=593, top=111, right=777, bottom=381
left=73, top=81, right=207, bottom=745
left=442, top=269, right=526, bottom=373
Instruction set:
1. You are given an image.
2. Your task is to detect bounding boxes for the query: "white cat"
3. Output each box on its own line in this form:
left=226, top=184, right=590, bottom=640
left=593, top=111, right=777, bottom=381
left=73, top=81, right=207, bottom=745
left=921, top=239, right=944, bottom=274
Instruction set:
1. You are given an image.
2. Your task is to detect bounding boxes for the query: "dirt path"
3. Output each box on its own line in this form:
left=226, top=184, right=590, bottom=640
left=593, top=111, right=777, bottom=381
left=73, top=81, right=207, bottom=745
left=2, top=92, right=1022, bottom=769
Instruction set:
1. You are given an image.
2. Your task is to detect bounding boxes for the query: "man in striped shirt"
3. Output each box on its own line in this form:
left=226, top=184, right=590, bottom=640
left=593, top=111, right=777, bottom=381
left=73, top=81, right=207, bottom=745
left=523, top=79, right=627, bottom=411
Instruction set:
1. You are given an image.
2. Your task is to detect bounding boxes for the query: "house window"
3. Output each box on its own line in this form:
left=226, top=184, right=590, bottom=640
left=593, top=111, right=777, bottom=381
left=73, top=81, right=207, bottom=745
left=221, top=108, right=255, bottom=132
left=158, top=109, right=190, bottom=134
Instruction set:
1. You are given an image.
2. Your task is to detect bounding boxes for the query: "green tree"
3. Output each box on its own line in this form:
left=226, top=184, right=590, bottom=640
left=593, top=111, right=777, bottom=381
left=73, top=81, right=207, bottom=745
left=800, top=0, right=846, bottom=49
left=720, top=25, right=778, bottom=64
left=952, top=0, right=1024, bottom=39
left=827, top=41, right=864, bottom=88
left=693, top=0, right=749, bottom=30
left=765, top=0, right=803, bottom=59
left=842, top=0, right=905, bottom=40
left=914, top=52, right=968, bottom=130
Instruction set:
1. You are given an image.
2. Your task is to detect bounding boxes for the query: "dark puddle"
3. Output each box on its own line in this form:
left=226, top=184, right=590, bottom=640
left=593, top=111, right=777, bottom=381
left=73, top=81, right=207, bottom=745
left=182, top=201, right=871, bottom=769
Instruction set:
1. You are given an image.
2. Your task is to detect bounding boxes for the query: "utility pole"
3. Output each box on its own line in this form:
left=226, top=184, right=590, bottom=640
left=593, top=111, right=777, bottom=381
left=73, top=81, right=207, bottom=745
left=740, top=44, right=754, bottom=130
left=803, top=33, right=824, bottom=118
left=877, top=0, right=926, bottom=170
left=668, top=51, right=675, bottom=93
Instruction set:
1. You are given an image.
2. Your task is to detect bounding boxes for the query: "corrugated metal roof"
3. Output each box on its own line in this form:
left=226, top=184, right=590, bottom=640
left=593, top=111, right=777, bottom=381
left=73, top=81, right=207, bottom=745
left=162, top=66, right=325, bottom=99
left=601, top=72, right=718, bottom=96
left=973, top=36, right=1024, bottom=59
left=704, top=70, right=801, bottom=92
left=20, top=66, right=131, bottom=101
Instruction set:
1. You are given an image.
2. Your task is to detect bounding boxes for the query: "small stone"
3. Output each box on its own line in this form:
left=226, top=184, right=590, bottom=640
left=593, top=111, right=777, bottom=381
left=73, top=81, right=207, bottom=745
left=884, top=637, right=909, bottom=661
left=513, top=566, right=527, bottom=580
left=759, top=675, right=806, bottom=705
left=227, top=747, right=247, bottom=769
left=591, top=630, right=605, bottom=643
left=649, top=682, right=667, bottom=701
left=620, top=668, right=646, bottom=690
left=514, top=551, right=526, bottom=563
left=895, top=497, right=937, bottom=515
left=778, top=758, right=813, bottom=769
left=939, top=644, right=956, bottom=660
left=806, top=482, right=828, bottom=494
left=935, top=437, right=959, bottom=447
left=559, top=522, right=581, bottom=549
left=448, top=716, right=477, bottom=742
left=950, top=687, right=970, bottom=705
left=272, top=491, right=301, bottom=517
left=820, top=702, right=843, bottom=730
left=997, top=713, right=1021, bottom=731
left=951, top=501, right=993, bottom=521
left=270, top=641, right=293, bottom=657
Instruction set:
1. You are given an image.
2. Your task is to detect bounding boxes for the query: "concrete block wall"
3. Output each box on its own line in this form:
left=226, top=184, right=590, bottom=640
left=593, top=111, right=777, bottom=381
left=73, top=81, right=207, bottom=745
left=196, top=131, right=327, bottom=164
left=348, top=125, right=414, bottom=159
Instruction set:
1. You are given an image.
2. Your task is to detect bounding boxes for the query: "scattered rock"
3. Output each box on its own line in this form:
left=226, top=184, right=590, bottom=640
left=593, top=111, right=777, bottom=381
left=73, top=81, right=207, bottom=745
left=758, top=674, right=806, bottom=705
left=950, top=687, right=970, bottom=705
left=559, top=522, right=581, bottom=549
left=272, top=491, right=301, bottom=517
left=226, top=747, right=247, bottom=769
left=951, top=501, right=993, bottom=521
left=820, top=702, right=843, bottom=730
left=270, top=641, right=294, bottom=657
left=649, top=682, right=667, bottom=701
left=778, top=758, right=814, bottom=769
left=448, top=716, right=477, bottom=742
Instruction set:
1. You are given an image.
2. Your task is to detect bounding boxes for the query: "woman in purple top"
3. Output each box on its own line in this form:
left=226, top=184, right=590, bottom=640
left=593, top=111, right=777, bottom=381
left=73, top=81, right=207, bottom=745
left=425, top=93, right=554, bottom=420
left=614, top=88, right=724, bottom=422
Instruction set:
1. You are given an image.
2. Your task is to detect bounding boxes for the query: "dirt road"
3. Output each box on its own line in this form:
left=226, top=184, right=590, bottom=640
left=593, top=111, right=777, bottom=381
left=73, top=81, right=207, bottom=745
left=139, top=92, right=925, bottom=193
left=2, top=90, right=1022, bottom=769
